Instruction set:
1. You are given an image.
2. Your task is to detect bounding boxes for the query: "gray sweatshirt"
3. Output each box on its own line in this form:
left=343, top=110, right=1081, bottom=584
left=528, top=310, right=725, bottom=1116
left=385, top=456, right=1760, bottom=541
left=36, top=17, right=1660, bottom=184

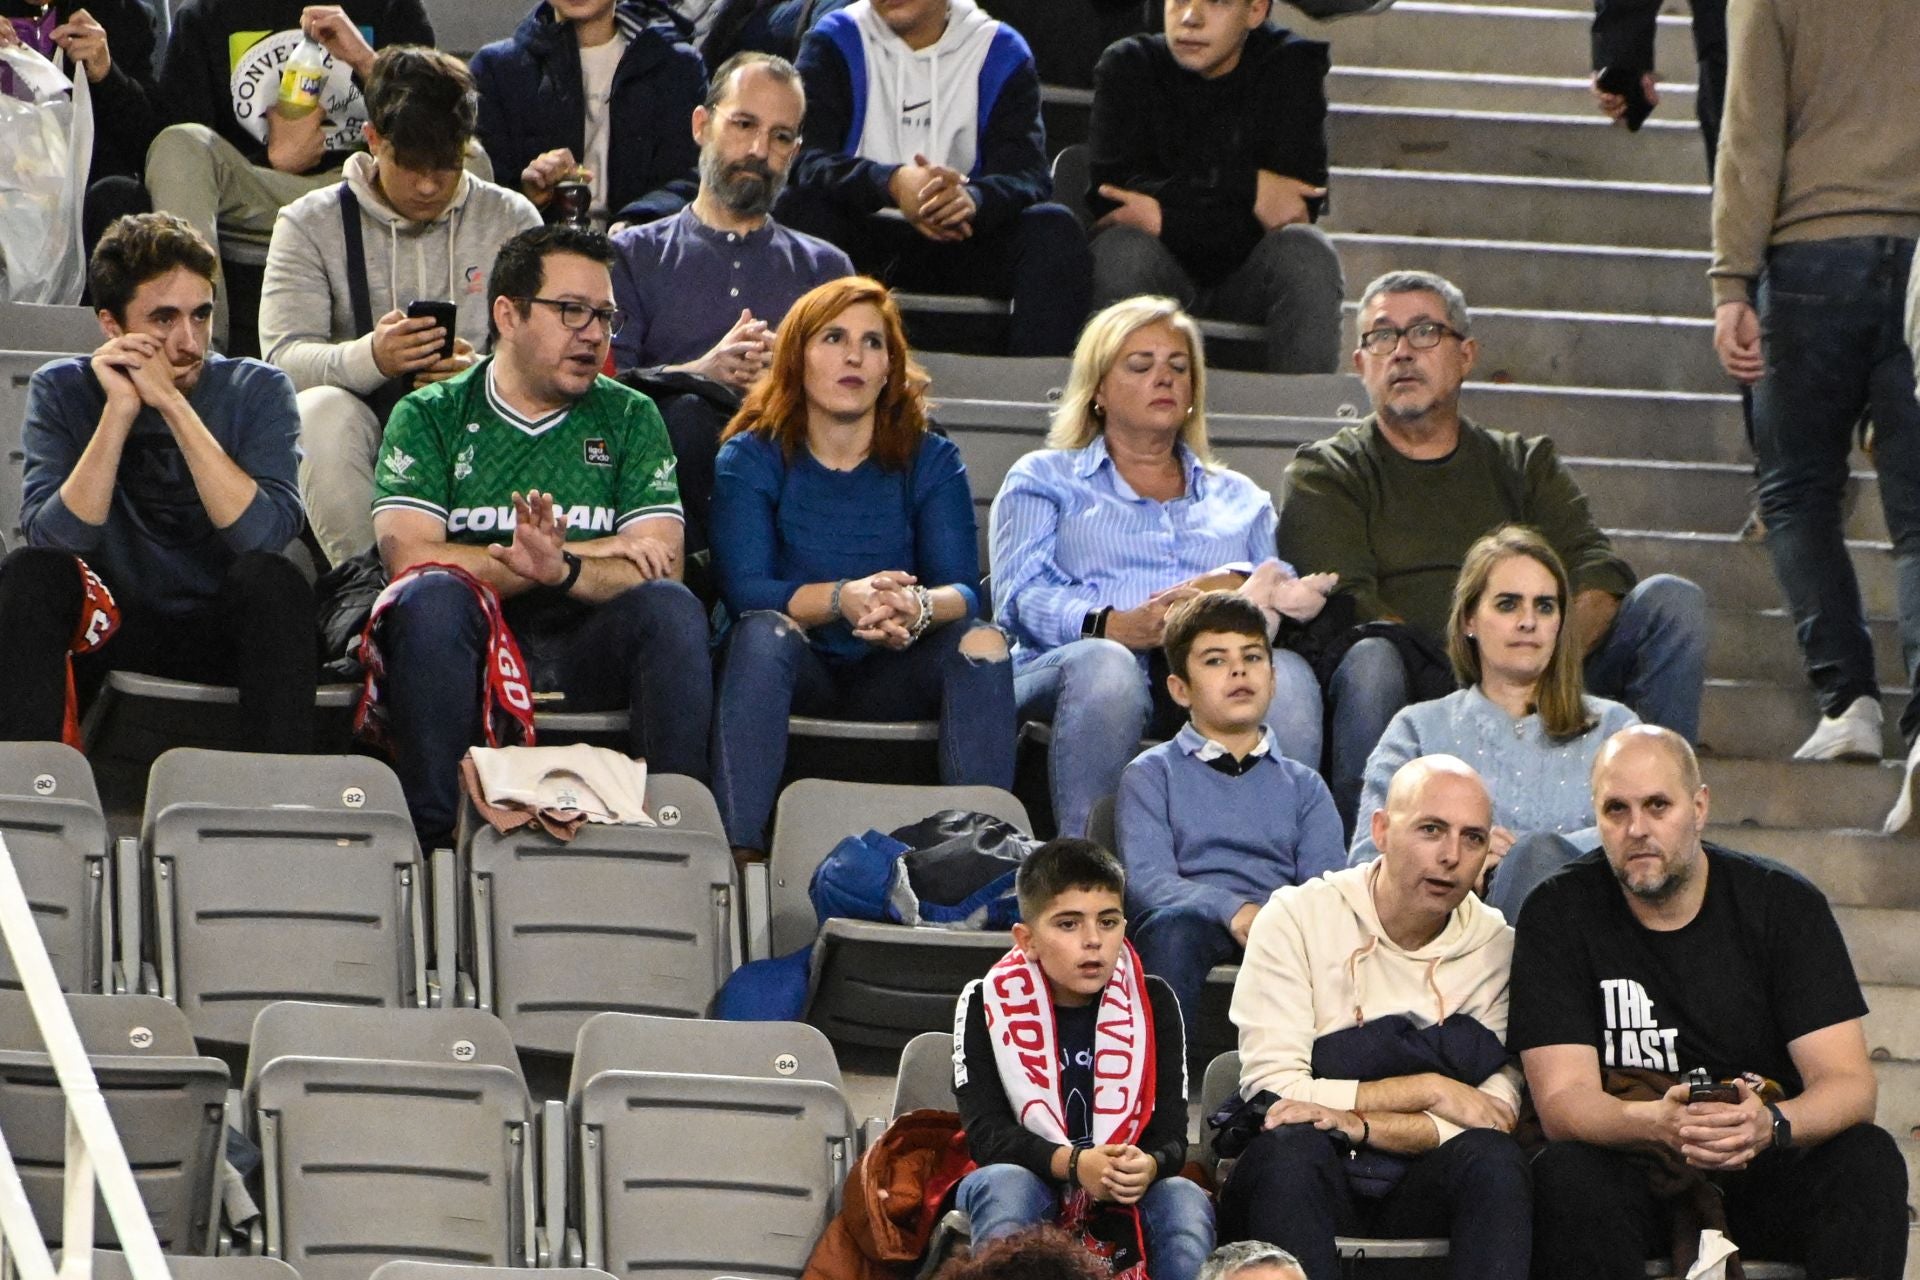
left=259, top=151, right=541, bottom=396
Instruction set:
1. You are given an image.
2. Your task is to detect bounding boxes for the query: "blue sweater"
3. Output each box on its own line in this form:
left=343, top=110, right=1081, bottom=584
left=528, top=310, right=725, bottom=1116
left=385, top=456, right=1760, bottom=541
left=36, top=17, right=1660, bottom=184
left=710, top=429, right=980, bottom=661
left=1348, top=686, right=1641, bottom=864
left=20, top=354, right=305, bottom=615
left=1117, top=724, right=1346, bottom=926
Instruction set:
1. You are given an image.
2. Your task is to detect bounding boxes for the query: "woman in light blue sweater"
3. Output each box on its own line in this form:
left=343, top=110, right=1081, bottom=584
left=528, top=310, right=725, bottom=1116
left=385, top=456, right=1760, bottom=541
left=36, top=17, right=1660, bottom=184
left=1349, top=525, right=1638, bottom=917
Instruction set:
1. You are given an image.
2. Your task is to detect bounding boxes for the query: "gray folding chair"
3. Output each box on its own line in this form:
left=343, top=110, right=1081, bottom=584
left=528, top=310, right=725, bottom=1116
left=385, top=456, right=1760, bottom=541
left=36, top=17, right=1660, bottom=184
left=453, top=773, right=739, bottom=1054
left=768, top=779, right=1031, bottom=1047
left=0, top=302, right=103, bottom=351
left=890, top=1030, right=959, bottom=1118
left=244, top=1004, right=537, bottom=1280
left=1, top=350, right=67, bottom=546
left=420, top=0, right=525, bottom=56
left=371, top=1264, right=614, bottom=1280
left=2, top=994, right=228, bottom=1254
left=1203, top=1050, right=1451, bottom=1271
left=61, top=1251, right=302, bottom=1280
left=0, top=741, right=113, bottom=995
left=567, top=1012, right=854, bottom=1280
left=141, top=749, right=427, bottom=1046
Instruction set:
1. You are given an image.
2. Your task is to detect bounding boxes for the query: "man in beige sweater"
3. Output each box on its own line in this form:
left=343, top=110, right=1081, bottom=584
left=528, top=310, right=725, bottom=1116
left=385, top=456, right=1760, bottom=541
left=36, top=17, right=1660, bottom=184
left=1218, top=755, right=1530, bottom=1279
left=1708, top=0, right=1920, bottom=814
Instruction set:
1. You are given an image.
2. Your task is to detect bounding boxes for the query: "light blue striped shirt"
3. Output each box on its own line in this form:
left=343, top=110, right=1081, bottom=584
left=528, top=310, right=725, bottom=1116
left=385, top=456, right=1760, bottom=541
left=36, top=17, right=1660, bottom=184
left=989, top=436, right=1284, bottom=671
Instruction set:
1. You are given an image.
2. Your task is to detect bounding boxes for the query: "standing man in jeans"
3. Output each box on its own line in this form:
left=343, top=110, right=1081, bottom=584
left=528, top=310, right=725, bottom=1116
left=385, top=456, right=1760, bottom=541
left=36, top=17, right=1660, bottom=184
left=1704, top=0, right=1920, bottom=823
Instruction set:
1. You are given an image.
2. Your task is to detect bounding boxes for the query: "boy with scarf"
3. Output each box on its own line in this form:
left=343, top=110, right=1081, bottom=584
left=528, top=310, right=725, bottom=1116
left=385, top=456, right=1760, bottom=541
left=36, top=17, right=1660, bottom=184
left=952, top=838, right=1215, bottom=1280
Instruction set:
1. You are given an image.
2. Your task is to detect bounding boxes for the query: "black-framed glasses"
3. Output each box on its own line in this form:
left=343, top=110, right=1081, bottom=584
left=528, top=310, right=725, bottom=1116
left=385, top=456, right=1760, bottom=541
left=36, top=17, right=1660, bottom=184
left=1358, top=320, right=1464, bottom=356
left=519, top=296, right=628, bottom=337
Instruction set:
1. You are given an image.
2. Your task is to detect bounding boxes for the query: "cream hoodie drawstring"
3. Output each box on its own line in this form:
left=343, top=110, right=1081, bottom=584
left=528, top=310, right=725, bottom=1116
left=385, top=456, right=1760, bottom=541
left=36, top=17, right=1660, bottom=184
left=1344, top=936, right=1378, bottom=1027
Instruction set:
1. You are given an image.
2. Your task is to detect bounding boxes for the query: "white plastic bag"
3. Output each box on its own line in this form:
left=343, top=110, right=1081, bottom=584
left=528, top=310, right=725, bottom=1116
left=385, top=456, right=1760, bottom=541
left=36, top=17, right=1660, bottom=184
left=0, top=42, right=93, bottom=304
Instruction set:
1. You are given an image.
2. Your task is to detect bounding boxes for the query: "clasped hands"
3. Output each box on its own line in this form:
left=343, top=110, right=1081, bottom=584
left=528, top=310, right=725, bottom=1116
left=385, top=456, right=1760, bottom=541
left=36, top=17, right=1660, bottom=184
left=837, top=570, right=926, bottom=650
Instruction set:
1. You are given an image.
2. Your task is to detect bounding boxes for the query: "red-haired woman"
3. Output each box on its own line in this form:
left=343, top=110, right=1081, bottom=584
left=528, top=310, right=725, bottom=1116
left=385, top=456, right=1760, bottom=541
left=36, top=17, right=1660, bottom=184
left=709, top=276, right=1014, bottom=854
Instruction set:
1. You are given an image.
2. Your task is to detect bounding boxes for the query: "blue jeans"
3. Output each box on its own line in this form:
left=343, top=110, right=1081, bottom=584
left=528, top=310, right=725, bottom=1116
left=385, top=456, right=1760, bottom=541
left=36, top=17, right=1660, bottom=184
left=957, top=1163, right=1215, bottom=1280
left=1749, top=237, right=1920, bottom=741
left=1483, top=832, right=1582, bottom=922
left=1129, top=905, right=1241, bottom=1042
left=378, top=575, right=712, bottom=846
left=1016, top=639, right=1324, bottom=838
left=711, top=612, right=1016, bottom=849
left=1325, top=637, right=1409, bottom=837
left=1219, top=1124, right=1530, bottom=1280
left=1582, top=574, right=1707, bottom=743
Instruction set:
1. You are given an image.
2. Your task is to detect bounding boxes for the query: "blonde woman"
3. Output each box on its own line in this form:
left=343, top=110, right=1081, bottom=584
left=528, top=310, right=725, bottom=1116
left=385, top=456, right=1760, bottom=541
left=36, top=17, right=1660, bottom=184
left=1349, top=525, right=1639, bottom=916
left=990, top=296, right=1332, bottom=837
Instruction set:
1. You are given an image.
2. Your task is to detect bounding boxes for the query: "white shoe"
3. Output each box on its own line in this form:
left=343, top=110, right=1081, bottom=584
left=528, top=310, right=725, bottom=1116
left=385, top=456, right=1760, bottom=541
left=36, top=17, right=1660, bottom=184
left=1792, top=695, right=1883, bottom=761
left=1885, top=738, right=1920, bottom=835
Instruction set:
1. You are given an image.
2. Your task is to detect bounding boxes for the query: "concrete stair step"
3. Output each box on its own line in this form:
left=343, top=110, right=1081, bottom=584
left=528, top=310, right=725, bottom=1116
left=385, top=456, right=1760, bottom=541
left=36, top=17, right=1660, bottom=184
left=1839, top=909, right=1920, bottom=989
left=1460, top=383, right=1746, bottom=464
left=1286, top=1, right=1697, bottom=81
left=1572, top=459, right=1883, bottom=541
left=1866, top=985, right=1920, bottom=1063
left=1327, top=166, right=1710, bottom=250
left=1611, top=531, right=1893, bottom=616
left=1330, top=103, right=1703, bottom=185
left=1703, top=680, right=1908, bottom=762
left=1712, top=610, right=1905, bottom=690
left=1328, top=65, right=1700, bottom=122
left=1707, top=826, right=1920, bottom=909
left=1334, top=232, right=1713, bottom=317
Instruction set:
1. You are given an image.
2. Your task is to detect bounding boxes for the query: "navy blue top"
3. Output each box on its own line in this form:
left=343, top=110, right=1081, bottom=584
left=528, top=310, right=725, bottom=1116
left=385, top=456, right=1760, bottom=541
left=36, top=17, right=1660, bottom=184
left=711, top=429, right=980, bottom=661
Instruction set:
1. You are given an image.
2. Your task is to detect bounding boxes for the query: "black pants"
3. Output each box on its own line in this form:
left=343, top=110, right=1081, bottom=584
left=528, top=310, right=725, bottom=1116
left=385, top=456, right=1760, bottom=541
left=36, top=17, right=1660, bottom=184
left=656, top=391, right=734, bottom=558
left=773, top=186, right=1093, bottom=357
left=1531, top=1129, right=1909, bottom=1280
left=0, top=546, right=317, bottom=754
left=1218, top=1123, right=1532, bottom=1280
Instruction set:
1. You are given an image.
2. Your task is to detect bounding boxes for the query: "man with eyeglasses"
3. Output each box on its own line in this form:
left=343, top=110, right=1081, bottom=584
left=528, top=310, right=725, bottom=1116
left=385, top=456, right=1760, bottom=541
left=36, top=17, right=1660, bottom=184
left=368, top=223, right=710, bottom=851
left=608, top=52, right=851, bottom=550
left=1277, top=270, right=1706, bottom=836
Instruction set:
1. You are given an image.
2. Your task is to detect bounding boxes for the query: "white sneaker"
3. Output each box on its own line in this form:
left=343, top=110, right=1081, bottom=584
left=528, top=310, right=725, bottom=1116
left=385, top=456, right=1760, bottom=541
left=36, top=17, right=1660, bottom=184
left=1792, top=695, right=1883, bottom=761
left=1885, top=737, right=1920, bottom=835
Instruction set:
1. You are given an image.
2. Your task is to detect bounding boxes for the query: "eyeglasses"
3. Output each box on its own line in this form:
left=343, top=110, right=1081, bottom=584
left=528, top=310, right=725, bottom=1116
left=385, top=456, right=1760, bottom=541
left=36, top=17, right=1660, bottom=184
left=519, top=296, right=628, bottom=337
left=1358, top=320, right=1464, bottom=356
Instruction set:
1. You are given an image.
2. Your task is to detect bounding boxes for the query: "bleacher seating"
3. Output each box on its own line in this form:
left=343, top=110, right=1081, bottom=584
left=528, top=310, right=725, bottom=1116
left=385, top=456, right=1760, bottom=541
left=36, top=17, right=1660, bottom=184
left=64, top=1252, right=301, bottom=1280
left=0, top=741, right=115, bottom=995
left=243, top=1003, right=539, bottom=1280
left=449, top=773, right=739, bottom=1055
left=140, top=748, right=428, bottom=1046
left=565, top=1012, right=855, bottom=1280
left=1, top=993, right=228, bottom=1254
left=767, top=779, right=1031, bottom=1047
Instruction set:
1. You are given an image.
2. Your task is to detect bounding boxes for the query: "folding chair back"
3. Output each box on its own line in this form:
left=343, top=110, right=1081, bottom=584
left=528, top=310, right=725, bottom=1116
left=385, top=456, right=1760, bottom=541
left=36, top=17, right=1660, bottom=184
left=460, top=774, right=736, bottom=1054
left=890, top=1031, right=958, bottom=1118
left=142, top=749, right=426, bottom=1045
left=567, top=1011, right=843, bottom=1096
left=64, top=1251, right=302, bottom=1280
left=0, top=994, right=228, bottom=1253
left=0, top=741, right=111, bottom=993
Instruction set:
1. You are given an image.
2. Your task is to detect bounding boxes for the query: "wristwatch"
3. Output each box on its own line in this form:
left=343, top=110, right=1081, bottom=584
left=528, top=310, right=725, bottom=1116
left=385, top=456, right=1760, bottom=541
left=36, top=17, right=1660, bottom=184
left=554, top=550, right=583, bottom=595
left=1765, top=1101, right=1792, bottom=1151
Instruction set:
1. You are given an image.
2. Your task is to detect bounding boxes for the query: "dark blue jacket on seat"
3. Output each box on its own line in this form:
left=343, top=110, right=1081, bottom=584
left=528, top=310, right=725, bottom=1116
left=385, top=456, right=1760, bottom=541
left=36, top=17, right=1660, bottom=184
left=470, top=0, right=706, bottom=225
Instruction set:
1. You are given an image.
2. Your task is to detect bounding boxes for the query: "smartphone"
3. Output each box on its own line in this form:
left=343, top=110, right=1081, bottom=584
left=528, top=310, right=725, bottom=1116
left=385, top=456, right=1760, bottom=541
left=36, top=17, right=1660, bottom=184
left=406, top=300, right=458, bottom=360
left=1596, top=65, right=1654, bottom=131
left=1688, top=1078, right=1740, bottom=1104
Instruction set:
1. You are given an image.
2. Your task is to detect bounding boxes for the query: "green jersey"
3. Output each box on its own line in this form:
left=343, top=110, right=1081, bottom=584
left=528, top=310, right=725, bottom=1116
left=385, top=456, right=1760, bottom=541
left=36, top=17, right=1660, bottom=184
left=371, top=358, right=681, bottom=543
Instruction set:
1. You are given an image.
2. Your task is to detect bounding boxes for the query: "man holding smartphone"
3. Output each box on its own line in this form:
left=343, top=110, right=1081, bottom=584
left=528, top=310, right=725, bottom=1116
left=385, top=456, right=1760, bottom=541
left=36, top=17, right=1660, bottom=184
left=1510, top=726, right=1907, bottom=1280
left=261, top=45, right=541, bottom=568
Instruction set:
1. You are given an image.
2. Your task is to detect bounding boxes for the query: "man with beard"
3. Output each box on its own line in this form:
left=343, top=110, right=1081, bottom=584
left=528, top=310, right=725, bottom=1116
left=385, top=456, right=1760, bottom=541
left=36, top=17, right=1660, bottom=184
left=609, top=52, right=852, bottom=548
left=1510, top=725, right=1907, bottom=1280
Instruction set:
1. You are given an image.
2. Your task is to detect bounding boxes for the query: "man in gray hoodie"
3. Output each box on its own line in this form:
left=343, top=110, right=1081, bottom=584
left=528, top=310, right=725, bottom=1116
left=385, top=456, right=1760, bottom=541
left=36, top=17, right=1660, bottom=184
left=261, top=45, right=541, bottom=567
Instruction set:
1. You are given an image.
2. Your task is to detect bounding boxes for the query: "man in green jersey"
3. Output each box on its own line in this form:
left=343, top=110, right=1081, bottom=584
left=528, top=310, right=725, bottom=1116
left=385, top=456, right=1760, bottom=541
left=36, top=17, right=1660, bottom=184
left=369, top=223, right=709, bottom=847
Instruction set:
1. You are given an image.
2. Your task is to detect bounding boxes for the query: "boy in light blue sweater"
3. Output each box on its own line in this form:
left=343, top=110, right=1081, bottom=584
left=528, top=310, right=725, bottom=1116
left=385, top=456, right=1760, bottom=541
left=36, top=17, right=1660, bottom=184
left=1116, top=591, right=1344, bottom=1035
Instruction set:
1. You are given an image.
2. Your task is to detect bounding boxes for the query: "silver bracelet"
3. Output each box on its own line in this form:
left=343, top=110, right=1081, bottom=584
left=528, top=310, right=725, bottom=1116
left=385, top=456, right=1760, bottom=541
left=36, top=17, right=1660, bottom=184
left=829, top=578, right=849, bottom=622
left=906, top=585, right=935, bottom=642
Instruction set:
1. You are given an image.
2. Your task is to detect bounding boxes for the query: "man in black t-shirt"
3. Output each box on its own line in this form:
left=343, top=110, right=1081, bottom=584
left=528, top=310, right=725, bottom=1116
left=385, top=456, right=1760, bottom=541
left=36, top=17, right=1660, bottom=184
left=1509, top=726, right=1908, bottom=1280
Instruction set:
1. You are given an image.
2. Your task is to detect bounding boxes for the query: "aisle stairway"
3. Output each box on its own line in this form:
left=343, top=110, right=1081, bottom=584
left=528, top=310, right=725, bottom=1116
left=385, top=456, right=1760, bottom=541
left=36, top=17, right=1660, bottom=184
left=1280, top=0, right=1920, bottom=1252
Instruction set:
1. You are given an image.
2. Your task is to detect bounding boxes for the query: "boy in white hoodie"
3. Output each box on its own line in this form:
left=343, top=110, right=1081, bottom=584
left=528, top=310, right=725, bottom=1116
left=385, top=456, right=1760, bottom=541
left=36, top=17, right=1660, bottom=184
left=1219, top=755, right=1531, bottom=1280
left=777, top=0, right=1091, bottom=356
left=261, top=46, right=542, bottom=566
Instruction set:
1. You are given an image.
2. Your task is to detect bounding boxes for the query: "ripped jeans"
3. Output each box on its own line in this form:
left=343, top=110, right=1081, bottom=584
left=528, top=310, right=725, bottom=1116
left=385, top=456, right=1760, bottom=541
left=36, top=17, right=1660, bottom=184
left=710, top=611, right=1017, bottom=849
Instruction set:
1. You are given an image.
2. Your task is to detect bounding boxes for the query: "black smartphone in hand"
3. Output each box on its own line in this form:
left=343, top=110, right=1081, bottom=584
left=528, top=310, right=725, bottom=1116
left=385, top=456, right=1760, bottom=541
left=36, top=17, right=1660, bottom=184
left=406, top=299, right=458, bottom=360
left=1597, top=65, right=1654, bottom=131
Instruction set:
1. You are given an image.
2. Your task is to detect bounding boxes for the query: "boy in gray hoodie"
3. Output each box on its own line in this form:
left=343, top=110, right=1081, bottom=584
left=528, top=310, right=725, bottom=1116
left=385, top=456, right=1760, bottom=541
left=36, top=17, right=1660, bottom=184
left=261, top=46, right=541, bottom=566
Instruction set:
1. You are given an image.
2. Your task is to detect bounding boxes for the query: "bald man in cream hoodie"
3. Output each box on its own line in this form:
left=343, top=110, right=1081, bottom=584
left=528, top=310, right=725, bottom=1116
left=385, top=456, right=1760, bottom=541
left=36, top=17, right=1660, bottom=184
left=1218, top=755, right=1531, bottom=1280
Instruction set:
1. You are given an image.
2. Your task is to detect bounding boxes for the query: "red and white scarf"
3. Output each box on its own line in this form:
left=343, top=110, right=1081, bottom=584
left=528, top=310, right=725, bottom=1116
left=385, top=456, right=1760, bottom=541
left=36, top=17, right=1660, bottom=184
left=62, top=557, right=120, bottom=749
left=973, top=941, right=1158, bottom=1277
left=354, top=563, right=537, bottom=751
